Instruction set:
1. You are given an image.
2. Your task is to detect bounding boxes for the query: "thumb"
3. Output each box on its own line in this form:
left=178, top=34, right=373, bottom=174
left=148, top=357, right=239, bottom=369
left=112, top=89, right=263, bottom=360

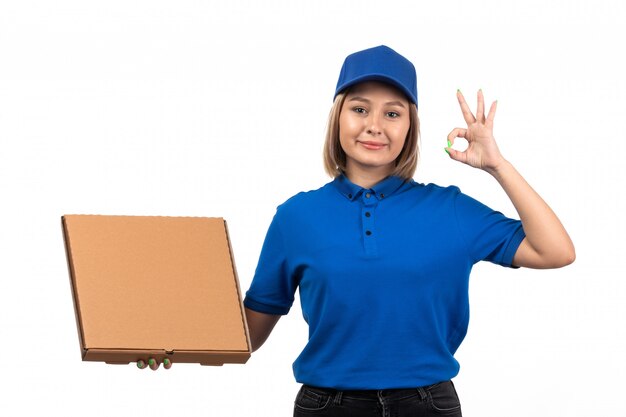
left=445, top=145, right=466, bottom=164
left=445, top=128, right=468, bottom=164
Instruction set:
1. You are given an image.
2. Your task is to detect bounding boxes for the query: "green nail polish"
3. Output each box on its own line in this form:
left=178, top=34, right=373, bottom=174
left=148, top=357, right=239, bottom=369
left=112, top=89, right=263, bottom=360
left=445, top=148, right=450, bottom=155
left=447, top=139, right=452, bottom=147
left=148, top=359, right=155, bottom=366
left=137, top=361, right=144, bottom=369
left=164, top=358, right=170, bottom=366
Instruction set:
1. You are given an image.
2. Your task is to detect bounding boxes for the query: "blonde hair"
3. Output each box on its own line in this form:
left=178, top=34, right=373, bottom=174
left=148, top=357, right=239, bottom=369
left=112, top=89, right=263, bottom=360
left=323, top=90, right=420, bottom=180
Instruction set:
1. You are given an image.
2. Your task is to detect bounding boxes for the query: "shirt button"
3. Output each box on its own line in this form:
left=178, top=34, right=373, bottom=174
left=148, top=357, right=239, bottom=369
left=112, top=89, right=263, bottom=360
left=365, top=230, right=372, bottom=236
left=348, top=193, right=352, bottom=199
left=365, top=193, right=371, bottom=198
left=380, top=193, right=385, bottom=199
left=365, top=212, right=371, bottom=217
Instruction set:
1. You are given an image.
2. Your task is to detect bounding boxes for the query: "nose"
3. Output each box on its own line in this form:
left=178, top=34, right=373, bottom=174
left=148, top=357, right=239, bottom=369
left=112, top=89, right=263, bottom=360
left=366, top=113, right=382, bottom=136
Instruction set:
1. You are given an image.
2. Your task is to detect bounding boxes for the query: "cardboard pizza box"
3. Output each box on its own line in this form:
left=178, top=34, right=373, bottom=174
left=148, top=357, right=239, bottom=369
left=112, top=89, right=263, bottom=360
left=62, top=215, right=251, bottom=366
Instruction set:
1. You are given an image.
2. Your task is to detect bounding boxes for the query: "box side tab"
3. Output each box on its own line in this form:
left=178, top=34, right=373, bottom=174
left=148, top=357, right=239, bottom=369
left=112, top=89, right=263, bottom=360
left=223, top=220, right=252, bottom=354
left=61, top=215, right=88, bottom=360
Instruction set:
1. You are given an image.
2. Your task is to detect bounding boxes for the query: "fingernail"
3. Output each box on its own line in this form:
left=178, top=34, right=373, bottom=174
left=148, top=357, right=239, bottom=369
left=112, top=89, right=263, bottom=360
left=444, top=148, right=450, bottom=155
left=148, top=359, right=155, bottom=366
left=163, top=358, right=170, bottom=366
left=447, top=139, right=452, bottom=147
left=137, top=361, right=144, bottom=369
left=457, top=88, right=461, bottom=93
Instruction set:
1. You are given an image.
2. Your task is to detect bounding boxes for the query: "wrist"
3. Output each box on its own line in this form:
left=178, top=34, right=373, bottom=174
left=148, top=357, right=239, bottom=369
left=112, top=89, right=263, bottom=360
left=485, top=158, right=512, bottom=180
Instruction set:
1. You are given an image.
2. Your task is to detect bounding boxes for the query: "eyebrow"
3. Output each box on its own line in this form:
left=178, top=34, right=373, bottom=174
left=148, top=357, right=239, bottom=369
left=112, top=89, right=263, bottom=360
left=347, top=96, right=406, bottom=109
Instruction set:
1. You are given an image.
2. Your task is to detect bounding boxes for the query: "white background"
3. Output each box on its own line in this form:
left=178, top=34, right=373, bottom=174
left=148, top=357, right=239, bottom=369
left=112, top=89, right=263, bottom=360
left=1, top=1, right=624, bottom=416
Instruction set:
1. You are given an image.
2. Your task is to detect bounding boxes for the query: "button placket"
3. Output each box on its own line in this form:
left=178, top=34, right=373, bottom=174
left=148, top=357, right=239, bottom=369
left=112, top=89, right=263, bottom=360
left=362, top=190, right=378, bottom=257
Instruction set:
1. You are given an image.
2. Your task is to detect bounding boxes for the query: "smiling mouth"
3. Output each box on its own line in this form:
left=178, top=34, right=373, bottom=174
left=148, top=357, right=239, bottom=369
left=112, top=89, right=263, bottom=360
left=358, top=141, right=387, bottom=150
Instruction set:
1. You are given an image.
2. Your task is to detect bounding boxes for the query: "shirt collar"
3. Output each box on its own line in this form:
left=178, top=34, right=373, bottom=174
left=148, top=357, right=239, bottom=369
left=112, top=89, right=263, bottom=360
left=332, top=174, right=408, bottom=201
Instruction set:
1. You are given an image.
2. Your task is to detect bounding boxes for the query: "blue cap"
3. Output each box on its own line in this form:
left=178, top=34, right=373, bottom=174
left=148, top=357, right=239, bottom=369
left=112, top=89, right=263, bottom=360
left=334, top=45, right=418, bottom=106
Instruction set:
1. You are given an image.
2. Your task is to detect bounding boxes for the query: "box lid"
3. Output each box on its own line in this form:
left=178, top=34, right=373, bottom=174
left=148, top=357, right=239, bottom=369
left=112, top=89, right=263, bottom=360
left=62, top=215, right=250, bottom=361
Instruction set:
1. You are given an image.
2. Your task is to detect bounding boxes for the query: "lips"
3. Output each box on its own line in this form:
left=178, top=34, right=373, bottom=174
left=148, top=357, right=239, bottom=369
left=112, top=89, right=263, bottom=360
left=358, top=141, right=387, bottom=150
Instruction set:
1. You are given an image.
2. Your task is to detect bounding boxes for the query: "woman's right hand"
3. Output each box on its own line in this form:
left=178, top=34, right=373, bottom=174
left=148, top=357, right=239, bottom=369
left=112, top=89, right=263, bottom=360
left=136, top=357, right=172, bottom=370
left=134, top=307, right=279, bottom=368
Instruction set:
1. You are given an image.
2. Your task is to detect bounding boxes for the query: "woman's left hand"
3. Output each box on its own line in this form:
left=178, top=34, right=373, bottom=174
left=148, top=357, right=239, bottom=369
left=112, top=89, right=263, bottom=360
left=445, top=89, right=505, bottom=174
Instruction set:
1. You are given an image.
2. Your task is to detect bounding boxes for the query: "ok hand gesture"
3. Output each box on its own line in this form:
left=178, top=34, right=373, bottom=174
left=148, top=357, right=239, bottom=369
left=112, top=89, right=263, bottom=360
left=445, top=89, right=506, bottom=174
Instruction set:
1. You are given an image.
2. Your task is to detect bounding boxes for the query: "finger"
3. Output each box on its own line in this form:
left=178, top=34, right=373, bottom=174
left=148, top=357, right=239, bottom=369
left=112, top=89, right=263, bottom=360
left=447, top=128, right=467, bottom=148
left=486, top=100, right=497, bottom=126
left=456, top=90, right=476, bottom=125
left=148, top=358, right=160, bottom=371
left=476, top=89, right=485, bottom=123
left=137, top=359, right=146, bottom=370
left=163, top=358, right=172, bottom=370
left=444, top=146, right=467, bottom=164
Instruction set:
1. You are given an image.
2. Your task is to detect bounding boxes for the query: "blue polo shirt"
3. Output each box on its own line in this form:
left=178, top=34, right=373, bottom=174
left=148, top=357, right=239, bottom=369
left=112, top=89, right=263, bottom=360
left=244, top=175, right=525, bottom=389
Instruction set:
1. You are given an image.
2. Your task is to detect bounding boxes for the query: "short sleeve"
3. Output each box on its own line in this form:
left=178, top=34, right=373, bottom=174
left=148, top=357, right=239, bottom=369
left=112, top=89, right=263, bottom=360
left=243, top=211, right=297, bottom=315
left=453, top=189, right=526, bottom=267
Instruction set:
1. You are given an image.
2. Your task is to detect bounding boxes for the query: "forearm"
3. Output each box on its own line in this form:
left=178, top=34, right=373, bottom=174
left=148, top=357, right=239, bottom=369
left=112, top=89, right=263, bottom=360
left=245, top=307, right=281, bottom=352
left=488, top=160, right=575, bottom=268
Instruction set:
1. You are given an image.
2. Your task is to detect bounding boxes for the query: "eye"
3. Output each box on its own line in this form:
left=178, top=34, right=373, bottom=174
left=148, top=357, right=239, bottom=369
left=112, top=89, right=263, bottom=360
left=353, top=107, right=367, bottom=114
left=387, top=111, right=400, bottom=118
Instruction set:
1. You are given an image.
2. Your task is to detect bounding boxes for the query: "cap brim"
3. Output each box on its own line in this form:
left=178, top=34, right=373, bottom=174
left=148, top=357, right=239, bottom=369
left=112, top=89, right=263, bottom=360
left=335, top=74, right=417, bottom=105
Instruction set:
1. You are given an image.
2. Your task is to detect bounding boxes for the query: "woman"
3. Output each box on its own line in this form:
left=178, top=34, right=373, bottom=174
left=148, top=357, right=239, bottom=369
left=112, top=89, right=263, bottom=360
left=140, top=45, right=575, bottom=417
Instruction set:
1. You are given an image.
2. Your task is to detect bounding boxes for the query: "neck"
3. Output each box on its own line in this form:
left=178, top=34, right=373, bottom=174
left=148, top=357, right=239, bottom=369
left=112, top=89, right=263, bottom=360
left=344, top=163, right=393, bottom=189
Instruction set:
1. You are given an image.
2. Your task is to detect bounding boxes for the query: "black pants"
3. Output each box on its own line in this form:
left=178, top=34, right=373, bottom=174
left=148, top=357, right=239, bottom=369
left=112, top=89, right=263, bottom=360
left=293, top=380, right=462, bottom=417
